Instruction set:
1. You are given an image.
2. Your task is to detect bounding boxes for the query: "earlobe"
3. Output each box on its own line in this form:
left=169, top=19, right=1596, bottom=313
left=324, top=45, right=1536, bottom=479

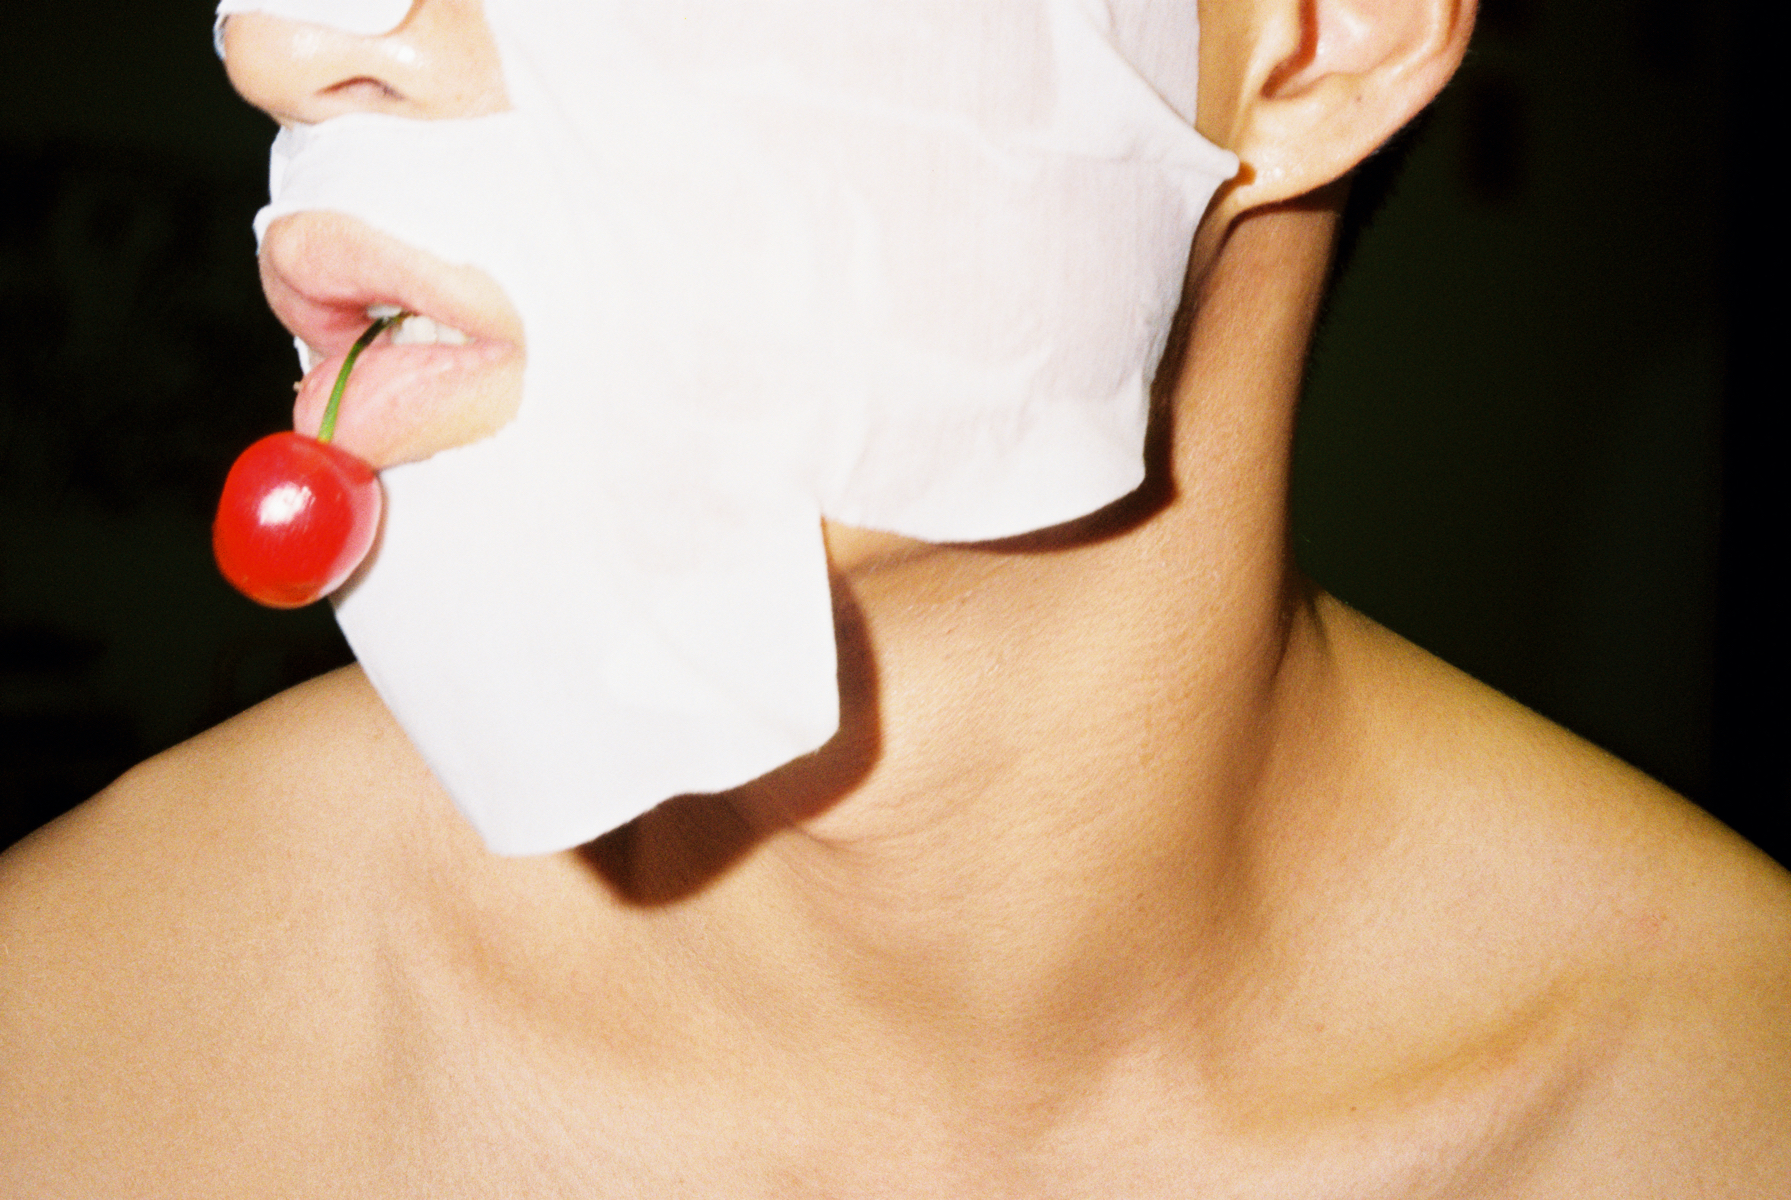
left=1199, top=0, right=1474, bottom=218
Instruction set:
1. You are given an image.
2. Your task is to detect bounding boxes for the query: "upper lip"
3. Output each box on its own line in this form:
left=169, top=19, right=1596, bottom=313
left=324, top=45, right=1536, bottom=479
left=259, top=211, right=521, bottom=360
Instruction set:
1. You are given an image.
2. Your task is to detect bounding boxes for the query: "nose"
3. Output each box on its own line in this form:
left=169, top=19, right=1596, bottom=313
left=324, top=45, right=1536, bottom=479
left=221, top=0, right=508, bottom=126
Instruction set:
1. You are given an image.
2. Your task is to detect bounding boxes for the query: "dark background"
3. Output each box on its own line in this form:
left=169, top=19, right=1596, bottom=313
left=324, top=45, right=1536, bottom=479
left=1, top=0, right=1780, bottom=858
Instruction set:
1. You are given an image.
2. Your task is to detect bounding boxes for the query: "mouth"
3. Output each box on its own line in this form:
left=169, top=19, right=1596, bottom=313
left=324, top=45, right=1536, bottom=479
left=260, top=212, right=524, bottom=470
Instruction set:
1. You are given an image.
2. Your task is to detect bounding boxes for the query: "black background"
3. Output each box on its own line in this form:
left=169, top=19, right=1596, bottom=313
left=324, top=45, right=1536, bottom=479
left=1, top=0, right=1780, bottom=859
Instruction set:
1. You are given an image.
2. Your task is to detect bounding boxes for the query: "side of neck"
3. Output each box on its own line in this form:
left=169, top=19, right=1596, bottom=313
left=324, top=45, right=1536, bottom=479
left=609, top=199, right=1344, bottom=1059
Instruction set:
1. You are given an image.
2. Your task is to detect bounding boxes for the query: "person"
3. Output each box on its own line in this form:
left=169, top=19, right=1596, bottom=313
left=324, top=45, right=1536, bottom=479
left=3, top=0, right=1786, bottom=1195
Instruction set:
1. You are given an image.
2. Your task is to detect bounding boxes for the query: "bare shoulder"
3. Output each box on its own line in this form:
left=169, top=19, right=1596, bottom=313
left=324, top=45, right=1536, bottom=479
left=1318, top=598, right=1791, bottom=1196
left=0, top=664, right=439, bottom=937
left=0, top=666, right=456, bottom=1194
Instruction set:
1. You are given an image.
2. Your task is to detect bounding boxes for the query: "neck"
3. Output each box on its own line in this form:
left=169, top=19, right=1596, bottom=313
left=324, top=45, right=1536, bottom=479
left=574, top=199, right=1342, bottom=1094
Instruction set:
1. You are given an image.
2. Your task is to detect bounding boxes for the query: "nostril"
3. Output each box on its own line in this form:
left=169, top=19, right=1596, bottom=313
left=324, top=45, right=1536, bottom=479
left=322, top=76, right=406, bottom=103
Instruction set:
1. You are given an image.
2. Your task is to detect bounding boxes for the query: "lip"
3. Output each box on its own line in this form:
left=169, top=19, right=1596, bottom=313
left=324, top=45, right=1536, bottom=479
left=259, top=211, right=524, bottom=470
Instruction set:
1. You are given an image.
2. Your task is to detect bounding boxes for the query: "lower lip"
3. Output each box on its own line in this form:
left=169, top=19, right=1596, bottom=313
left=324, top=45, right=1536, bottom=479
left=291, top=339, right=515, bottom=470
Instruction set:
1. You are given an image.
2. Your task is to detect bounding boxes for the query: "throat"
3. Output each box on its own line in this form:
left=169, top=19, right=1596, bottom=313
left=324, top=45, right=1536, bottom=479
left=586, top=511, right=1311, bottom=1076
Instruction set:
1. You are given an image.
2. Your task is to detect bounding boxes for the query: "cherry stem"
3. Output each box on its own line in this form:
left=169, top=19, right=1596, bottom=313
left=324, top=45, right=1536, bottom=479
left=317, top=312, right=404, bottom=445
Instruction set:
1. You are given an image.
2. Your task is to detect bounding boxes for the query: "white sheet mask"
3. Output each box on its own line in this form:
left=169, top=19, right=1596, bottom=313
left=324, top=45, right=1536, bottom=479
left=221, top=0, right=1237, bottom=854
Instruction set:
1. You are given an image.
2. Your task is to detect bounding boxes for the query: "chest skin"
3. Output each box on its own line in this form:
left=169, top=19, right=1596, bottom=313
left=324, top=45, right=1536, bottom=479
left=2, top=900, right=1610, bottom=1200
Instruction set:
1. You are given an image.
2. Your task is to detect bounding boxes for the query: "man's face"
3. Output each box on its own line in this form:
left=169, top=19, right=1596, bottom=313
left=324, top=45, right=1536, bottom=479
left=211, top=0, right=1237, bottom=854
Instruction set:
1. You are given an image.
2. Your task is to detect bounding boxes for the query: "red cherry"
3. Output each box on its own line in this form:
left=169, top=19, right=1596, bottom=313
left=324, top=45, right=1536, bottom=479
left=213, top=432, right=382, bottom=608
left=213, top=312, right=397, bottom=608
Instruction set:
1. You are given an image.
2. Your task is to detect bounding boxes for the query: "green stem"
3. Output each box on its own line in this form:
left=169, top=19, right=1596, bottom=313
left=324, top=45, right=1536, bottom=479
left=317, top=313, right=403, bottom=445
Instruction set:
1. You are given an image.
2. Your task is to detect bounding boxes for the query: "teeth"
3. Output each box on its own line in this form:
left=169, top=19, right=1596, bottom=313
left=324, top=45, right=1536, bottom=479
left=368, top=308, right=471, bottom=346
left=390, top=315, right=470, bottom=346
left=356, top=305, right=471, bottom=347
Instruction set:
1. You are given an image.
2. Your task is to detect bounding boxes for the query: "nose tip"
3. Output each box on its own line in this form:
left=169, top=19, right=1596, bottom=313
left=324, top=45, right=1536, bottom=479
left=221, top=2, right=507, bottom=126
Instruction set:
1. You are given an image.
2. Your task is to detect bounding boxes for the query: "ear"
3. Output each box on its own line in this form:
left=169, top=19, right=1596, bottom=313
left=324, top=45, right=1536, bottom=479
left=1197, top=0, right=1475, bottom=218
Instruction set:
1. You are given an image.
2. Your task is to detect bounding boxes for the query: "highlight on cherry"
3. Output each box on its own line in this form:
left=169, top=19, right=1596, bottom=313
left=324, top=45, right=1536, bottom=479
left=212, top=313, right=398, bottom=609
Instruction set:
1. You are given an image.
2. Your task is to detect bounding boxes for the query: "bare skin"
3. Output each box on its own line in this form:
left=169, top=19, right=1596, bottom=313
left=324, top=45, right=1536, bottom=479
left=3, top=1, right=1787, bottom=1196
